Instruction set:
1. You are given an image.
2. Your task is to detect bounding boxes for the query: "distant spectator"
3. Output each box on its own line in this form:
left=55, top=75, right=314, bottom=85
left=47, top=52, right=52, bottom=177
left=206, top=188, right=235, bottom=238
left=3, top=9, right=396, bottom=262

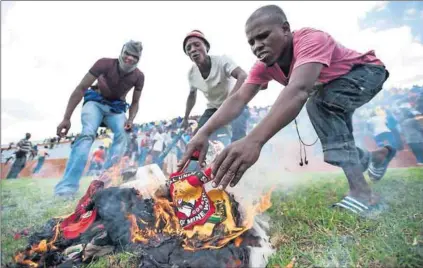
left=125, top=133, right=139, bottom=161
left=101, top=135, right=113, bottom=156
left=396, top=106, right=423, bottom=165
left=139, top=132, right=153, bottom=166
left=7, top=133, right=33, bottom=179
left=32, top=145, right=50, bottom=174
left=88, top=146, right=106, bottom=175
left=367, top=108, right=395, bottom=148
left=151, top=128, right=165, bottom=166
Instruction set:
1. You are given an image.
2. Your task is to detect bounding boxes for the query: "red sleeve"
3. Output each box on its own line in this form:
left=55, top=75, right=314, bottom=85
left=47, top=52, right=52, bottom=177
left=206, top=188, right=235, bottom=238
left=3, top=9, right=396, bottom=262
left=245, top=61, right=273, bottom=90
left=293, top=29, right=336, bottom=71
left=89, top=58, right=110, bottom=78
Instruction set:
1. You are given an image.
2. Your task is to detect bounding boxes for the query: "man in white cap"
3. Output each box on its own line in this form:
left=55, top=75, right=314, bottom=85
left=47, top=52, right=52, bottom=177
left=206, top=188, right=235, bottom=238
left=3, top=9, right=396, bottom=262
left=54, top=40, right=145, bottom=197
left=181, top=30, right=249, bottom=150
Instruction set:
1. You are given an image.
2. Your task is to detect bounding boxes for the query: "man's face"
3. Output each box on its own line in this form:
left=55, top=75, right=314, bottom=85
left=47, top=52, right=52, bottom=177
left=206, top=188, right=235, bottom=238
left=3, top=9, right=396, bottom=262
left=25, top=133, right=31, bottom=140
left=122, top=51, right=139, bottom=65
left=246, top=16, right=290, bottom=66
left=185, top=37, right=208, bottom=64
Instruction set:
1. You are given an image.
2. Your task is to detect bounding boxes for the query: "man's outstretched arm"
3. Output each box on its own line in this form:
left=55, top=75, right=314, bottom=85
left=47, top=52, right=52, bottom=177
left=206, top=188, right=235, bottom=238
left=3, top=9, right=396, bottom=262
left=57, top=73, right=97, bottom=137
left=183, top=88, right=197, bottom=125
left=246, top=62, right=323, bottom=146
left=178, top=82, right=260, bottom=168
left=210, top=62, right=323, bottom=190
left=228, top=67, right=248, bottom=97
left=63, top=73, right=97, bottom=120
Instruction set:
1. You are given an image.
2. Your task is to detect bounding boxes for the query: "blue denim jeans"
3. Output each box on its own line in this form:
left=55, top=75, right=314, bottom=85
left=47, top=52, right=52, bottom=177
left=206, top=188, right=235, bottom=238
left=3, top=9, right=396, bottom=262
left=306, top=64, right=389, bottom=168
left=185, top=108, right=236, bottom=172
left=231, top=106, right=250, bottom=142
left=54, top=101, right=128, bottom=195
left=138, top=147, right=148, bottom=166
left=197, top=106, right=250, bottom=145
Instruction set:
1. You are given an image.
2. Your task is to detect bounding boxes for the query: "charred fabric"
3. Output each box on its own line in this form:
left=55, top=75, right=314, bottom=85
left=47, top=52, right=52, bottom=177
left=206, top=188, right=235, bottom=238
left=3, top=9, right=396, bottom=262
left=8, top=168, right=271, bottom=268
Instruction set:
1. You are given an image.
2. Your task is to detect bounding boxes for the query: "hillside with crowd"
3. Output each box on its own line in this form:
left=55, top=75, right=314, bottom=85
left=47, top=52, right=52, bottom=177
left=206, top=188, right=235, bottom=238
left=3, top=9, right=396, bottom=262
left=2, top=85, right=423, bottom=179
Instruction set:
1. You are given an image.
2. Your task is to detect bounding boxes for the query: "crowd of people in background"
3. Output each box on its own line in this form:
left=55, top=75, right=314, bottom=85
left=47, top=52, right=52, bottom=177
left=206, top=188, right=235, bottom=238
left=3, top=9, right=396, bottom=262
left=2, top=85, right=423, bottom=179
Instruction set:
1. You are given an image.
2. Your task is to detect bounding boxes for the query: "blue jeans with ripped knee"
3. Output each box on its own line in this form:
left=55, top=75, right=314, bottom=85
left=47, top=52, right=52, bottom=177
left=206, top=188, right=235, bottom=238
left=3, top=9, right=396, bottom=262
left=54, top=101, right=128, bottom=196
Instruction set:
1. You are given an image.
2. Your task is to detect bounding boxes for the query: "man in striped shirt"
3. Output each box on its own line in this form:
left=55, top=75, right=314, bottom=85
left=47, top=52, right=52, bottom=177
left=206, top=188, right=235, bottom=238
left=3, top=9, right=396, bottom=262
left=6, top=133, right=34, bottom=179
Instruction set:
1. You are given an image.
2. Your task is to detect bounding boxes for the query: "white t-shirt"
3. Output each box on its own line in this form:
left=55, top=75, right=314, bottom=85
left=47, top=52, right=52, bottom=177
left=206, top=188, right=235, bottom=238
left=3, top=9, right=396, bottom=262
left=153, top=132, right=165, bottom=152
left=188, top=55, right=238, bottom=109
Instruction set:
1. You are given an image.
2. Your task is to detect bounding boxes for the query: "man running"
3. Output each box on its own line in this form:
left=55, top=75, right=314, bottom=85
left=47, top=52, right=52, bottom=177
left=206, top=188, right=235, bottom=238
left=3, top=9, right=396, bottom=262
left=6, top=133, right=34, bottom=179
left=181, top=30, right=249, bottom=147
left=54, top=40, right=145, bottom=197
left=179, top=5, right=396, bottom=215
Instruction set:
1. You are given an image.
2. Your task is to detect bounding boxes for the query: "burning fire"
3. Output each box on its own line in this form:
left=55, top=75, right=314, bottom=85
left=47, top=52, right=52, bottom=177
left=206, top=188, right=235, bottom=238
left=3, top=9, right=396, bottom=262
left=14, top=222, right=61, bottom=266
left=13, top=159, right=275, bottom=267
left=127, top=197, right=183, bottom=244
left=126, top=186, right=274, bottom=251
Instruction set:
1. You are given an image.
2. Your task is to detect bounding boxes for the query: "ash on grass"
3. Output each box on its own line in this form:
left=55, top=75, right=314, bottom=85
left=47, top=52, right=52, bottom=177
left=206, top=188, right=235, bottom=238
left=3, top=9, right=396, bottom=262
left=2, top=168, right=423, bottom=267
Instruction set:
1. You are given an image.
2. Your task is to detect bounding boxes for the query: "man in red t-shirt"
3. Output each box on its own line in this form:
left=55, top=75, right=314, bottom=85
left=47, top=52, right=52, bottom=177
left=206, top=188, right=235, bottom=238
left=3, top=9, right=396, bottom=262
left=88, top=146, right=106, bottom=175
left=180, top=5, right=396, bottom=215
left=54, top=40, right=145, bottom=198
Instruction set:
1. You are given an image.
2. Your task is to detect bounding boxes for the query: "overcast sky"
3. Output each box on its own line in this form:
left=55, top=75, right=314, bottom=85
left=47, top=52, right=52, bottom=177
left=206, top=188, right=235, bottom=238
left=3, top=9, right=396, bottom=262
left=2, top=1, right=423, bottom=144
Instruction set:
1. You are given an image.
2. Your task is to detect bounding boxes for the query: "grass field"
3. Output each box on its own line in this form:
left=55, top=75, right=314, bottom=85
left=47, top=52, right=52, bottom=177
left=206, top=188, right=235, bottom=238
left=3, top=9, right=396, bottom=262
left=1, top=168, right=422, bottom=267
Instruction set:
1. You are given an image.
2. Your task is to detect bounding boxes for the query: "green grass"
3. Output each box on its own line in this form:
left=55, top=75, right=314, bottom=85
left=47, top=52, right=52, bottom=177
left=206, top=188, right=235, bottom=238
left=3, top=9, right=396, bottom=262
left=1, top=168, right=423, bottom=267
left=267, top=168, right=423, bottom=268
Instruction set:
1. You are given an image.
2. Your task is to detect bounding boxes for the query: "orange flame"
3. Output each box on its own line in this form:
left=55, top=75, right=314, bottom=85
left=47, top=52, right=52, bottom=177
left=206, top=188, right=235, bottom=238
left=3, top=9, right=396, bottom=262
left=234, top=237, right=243, bottom=247
left=14, top=221, right=61, bottom=266
left=242, top=186, right=274, bottom=229
left=14, top=166, right=275, bottom=266
left=127, top=187, right=274, bottom=251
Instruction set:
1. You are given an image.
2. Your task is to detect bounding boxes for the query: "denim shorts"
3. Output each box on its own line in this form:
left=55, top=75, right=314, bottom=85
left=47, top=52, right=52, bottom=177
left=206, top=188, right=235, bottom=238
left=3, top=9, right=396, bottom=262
left=306, top=64, right=389, bottom=167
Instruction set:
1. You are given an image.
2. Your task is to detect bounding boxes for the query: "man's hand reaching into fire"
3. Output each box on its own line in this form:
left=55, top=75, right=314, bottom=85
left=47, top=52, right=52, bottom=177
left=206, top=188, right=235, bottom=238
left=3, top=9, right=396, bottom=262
left=211, top=137, right=261, bottom=190
left=177, top=132, right=210, bottom=170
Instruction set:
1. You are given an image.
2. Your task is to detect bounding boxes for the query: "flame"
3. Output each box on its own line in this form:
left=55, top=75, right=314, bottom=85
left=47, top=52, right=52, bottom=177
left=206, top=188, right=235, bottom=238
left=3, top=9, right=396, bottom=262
left=242, top=186, right=274, bottom=229
left=14, top=164, right=275, bottom=266
left=226, top=258, right=243, bottom=268
left=14, top=221, right=61, bottom=266
left=234, top=237, right=243, bottom=247
left=127, top=187, right=274, bottom=251
left=127, top=196, right=183, bottom=244
left=14, top=253, right=38, bottom=268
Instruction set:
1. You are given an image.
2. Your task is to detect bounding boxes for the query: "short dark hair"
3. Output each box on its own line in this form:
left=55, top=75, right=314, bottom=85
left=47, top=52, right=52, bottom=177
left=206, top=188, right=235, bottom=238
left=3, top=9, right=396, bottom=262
left=246, top=5, right=288, bottom=26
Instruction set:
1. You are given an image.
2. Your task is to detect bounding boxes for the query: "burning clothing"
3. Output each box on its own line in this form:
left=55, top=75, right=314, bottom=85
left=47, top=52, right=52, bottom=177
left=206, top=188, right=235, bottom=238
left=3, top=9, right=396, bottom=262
left=12, top=169, right=272, bottom=268
left=83, top=89, right=129, bottom=114
left=169, top=169, right=216, bottom=229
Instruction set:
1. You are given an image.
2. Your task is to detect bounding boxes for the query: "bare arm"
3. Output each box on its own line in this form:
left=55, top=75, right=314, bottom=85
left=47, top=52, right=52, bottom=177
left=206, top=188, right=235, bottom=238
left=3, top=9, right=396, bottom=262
left=184, top=88, right=197, bottom=121
left=228, top=67, right=248, bottom=97
left=247, top=63, right=323, bottom=146
left=198, top=83, right=261, bottom=137
left=63, top=73, right=97, bottom=120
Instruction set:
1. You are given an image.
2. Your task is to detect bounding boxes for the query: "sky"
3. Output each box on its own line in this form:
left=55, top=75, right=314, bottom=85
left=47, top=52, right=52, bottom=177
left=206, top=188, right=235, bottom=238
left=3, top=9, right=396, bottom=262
left=1, top=1, right=423, bottom=144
